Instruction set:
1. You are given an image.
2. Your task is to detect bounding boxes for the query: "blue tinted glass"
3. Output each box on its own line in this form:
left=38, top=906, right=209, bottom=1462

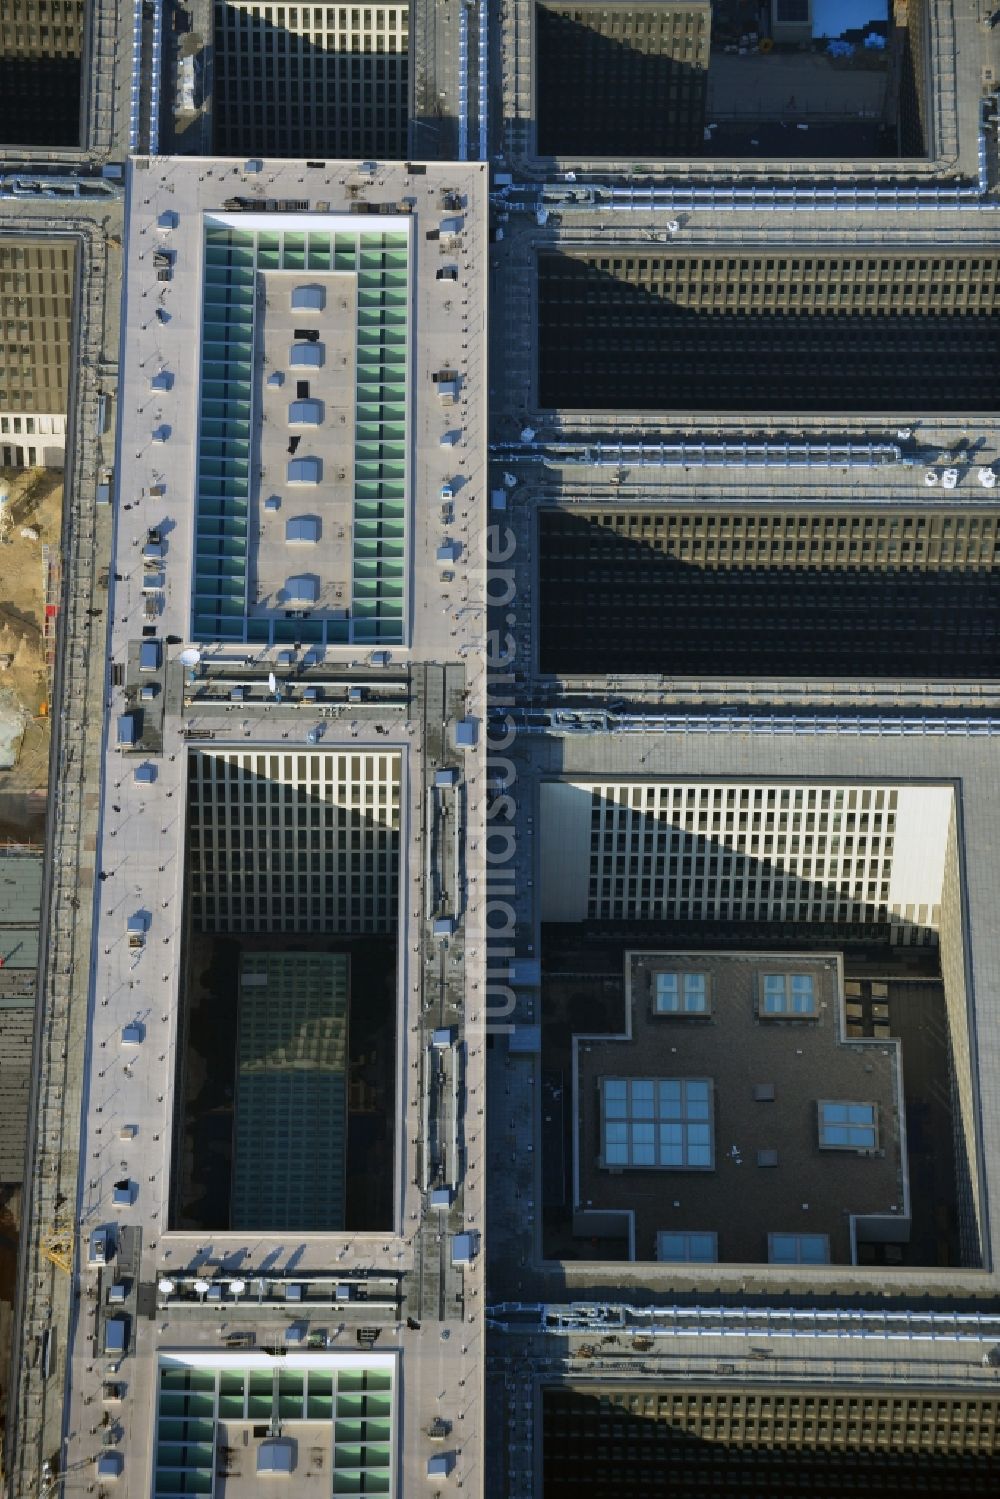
left=658, top=1234, right=684, bottom=1260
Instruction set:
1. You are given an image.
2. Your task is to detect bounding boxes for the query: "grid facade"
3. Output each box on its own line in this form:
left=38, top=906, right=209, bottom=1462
left=0, top=1, right=83, bottom=147
left=543, top=1385, right=1000, bottom=1497
left=537, top=250, right=1000, bottom=410
left=195, top=218, right=409, bottom=645
left=538, top=507, right=1000, bottom=678
left=186, top=749, right=401, bottom=934
left=586, top=782, right=899, bottom=927
left=535, top=3, right=710, bottom=158
left=231, top=952, right=349, bottom=1230
left=213, top=1, right=409, bottom=158
left=0, top=239, right=76, bottom=462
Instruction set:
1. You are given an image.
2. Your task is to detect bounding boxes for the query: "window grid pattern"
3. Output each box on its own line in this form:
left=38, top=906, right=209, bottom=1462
left=602, top=1077, right=713, bottom=1168
left=535, top=3, right=710, bottom=157
left=0, top=3, right=83, bottom=147
left=195, top=222, right=409, bottom=645
left=0, top=240, right=75, bottom=414
left=543, top=1386, right=1000, bottom=1477
left=538, top=251, right=1000, bottom=411
left=214, top=1, right=409, bottom=160
left=769, top=1233, right=831, bottom=1265
left=155, top=1362, right=395, bottom=1499
left=539, top=506, right=1000, bottom=679
left=761, top=972, right=816, bottom=1016
left=231, top=952, right=349, bottom=1230
left=654, top=971, right=708, bottom=1013
left=819, top=1100, right=878, bottom=1150
left=587, top=781, right=897, bottom=927
left=186, top=749, right=400, bottom=934
left=656, top=1230, right=718, bottom=1262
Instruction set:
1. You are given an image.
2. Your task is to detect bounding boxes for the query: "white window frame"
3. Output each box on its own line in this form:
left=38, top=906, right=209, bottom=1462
left=600, top=1077, right=714, bottom=1170
left=818, top=1099, right=878, bottom=1150
left=768, top=1233, right=830, bottom=1265
left=656, top=1230, right=718, bottom=1263
left=760, top=971, right=816, bottom=1017
left=654, top=970, right=709, bottom=1015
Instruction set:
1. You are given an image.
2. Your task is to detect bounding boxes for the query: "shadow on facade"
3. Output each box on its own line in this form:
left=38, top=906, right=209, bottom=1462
left=0, top=58, right=81, bottom=149
left=541, top=1386, right=1000, bottom=1498
left=536, top=254, right=1000, bottom=412
left=537, top=510, right=1000, bottom=679
left=169, top=759, right=399, bottom=1234
left=534, top=10, right=708, bottom=158
left=523, top=787, right=974, bottom=1274
left=212, top=9, right=408, bottom=159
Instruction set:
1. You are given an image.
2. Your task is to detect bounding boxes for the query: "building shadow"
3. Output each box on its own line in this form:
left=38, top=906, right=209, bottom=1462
left=534, top=7, right=709, bottom=158
left=170, top=751, right=400, bottom=1234
left=212, top=6, right=409, bottom=159
left=541, top=1384, right=1000, bottom=1498
left=536, top=251, right=1000, bottom=412
left=537, top=508, right=1000, bottom=679
left=515, top=776, right=981, bottom=1278
left=0, top=56, right=81, bottom=149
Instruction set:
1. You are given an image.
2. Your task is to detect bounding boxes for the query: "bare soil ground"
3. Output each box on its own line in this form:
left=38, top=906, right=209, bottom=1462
left=0, top=468, right=62, bottom=796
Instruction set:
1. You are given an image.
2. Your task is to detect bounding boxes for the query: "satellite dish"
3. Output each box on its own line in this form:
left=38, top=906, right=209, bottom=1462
left=193, top=1279, right=211, bottom=1296
left=158, top=1278, right=175, bottom=1295
left=230, top=1279, right=246, bottom=1296
left=268, top=672, right=277, bottom=694
left=179, top=648, right=202, bottom=667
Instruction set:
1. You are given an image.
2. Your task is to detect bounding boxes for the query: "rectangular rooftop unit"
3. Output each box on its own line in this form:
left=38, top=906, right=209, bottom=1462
left=451, top=1232, right=479, bottom=1266
left=435, top=768, right=458, bottom=787
left=289, top=342, right=324, bottom=368
left=285, top=574, right=319, bottom=604
left=116, top=713, right=137, bottom=747
left=454, top=719, right=477, bottom=748
left=139, top=640, right=160, bottom=672
left=104, top=1317, right=127, bottom=1355
left=286, top=515, right=321, bottom=543
left=291, top=284, right=326, bottom=311
left=433, top=916, right=456, bottom=937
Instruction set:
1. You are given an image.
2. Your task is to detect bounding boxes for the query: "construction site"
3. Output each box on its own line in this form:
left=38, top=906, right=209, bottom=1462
left=0, top=466, right=61, bottom=1452
left=0, top=469, right=60, bottom=788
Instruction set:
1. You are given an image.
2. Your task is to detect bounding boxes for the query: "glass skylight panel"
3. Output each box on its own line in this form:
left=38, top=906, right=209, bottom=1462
left=768, top=1233, right=830, bottom=1265
left=657, top=1231, right=718, bottom=1263
left=600, top=1078, right=714, bottom=1169
left=761, top=972, right=816, bottom=1016
left=655, top=971, right=708, bottom=1013
left=818, top=1100, right=878, bottom=1149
